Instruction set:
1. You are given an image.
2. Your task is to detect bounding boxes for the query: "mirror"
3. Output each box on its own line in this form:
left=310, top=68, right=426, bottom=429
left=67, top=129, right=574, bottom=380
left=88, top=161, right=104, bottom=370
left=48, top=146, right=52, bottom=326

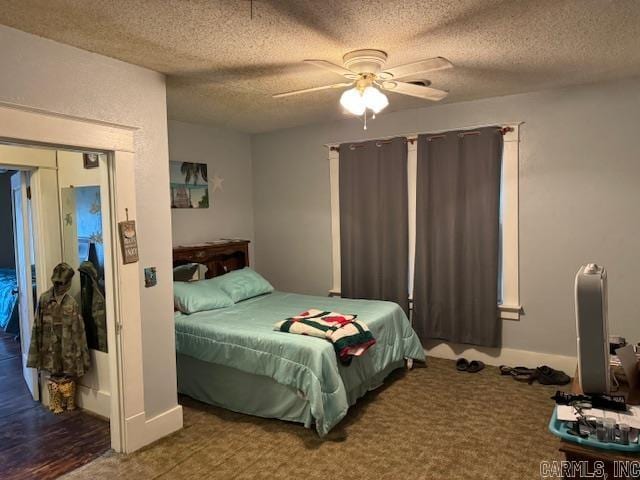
left=61, top=185, right=108, bottom=352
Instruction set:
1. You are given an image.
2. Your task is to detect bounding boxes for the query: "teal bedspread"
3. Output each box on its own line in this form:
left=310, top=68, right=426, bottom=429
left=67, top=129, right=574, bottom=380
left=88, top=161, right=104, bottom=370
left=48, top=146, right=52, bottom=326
left=0, top=268, right=18, bottom=331
left=174, top=291, right=425, bottom=436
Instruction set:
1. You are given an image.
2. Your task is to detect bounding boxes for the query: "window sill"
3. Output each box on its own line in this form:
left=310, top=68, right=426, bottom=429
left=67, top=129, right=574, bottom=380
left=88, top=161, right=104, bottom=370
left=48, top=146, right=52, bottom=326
left=499, top=304, right=522, bottom=321
left=330, top=290, right=522, bottom=321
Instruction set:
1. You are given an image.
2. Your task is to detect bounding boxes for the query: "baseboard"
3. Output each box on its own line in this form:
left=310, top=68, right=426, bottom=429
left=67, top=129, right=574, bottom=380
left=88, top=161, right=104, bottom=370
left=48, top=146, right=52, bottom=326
left=124, top=404, right=183, bottom=453
left=76, top=384, right=111, bottom=419
left=143, top=404, right=183, bottom=447
left=424, top=340, right=577, bottom=374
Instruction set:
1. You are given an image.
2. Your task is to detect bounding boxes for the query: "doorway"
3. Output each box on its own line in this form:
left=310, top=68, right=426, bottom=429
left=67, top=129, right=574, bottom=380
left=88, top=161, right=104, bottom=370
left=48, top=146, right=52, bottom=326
left=0, top=102, right=180, bottom=456
left=0, top=147, right=113, bottom=479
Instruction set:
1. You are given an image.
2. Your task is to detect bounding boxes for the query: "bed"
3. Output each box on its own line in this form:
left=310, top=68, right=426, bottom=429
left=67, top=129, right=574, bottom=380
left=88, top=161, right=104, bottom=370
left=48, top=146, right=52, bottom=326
left=173, top=241, right=425, bottom=436
left=0, top=267, right=19, bottom=335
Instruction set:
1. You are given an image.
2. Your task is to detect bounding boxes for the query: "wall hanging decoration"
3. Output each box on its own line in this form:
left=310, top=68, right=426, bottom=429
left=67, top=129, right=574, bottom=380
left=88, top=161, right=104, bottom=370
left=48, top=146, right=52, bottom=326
left=170, top=161, right=209, bottom=208
left=118, top=219, right=139, bottom=264
left=211, top=173, right=224, bottom=193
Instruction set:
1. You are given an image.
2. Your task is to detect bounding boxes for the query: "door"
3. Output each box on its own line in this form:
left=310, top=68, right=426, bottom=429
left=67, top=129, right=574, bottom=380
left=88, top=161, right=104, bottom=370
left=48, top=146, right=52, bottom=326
left=11, top=171, right=39, bottom=400
left=30, top=166, right=63, bottom=407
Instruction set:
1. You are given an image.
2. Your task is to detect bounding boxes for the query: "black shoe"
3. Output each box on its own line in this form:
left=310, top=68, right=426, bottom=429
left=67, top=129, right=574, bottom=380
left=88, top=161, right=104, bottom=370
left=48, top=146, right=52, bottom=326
left=535, top=366, right=571, bottom=385
left=456, top=358, right=469, bottom=371
left=467, top=360, right=485, bottom=373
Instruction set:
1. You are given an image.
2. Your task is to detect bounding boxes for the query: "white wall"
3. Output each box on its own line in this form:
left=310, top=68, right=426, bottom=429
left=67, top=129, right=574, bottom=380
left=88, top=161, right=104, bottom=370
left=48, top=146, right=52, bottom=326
left=252, top=77, right=640, bottom=359
left=0, top=25, right=177, bottom=418
left=168, top=120, right=254, bottom=248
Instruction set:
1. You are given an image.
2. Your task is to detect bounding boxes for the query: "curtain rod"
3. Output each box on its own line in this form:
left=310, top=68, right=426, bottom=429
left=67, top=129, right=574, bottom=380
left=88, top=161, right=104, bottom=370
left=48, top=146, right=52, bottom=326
left=324, top=121, right=523, bottom=150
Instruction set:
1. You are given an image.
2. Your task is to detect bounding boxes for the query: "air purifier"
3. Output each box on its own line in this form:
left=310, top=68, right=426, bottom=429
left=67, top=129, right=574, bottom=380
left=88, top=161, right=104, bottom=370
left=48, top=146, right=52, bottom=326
left=575, top=263, right=610, bottom=394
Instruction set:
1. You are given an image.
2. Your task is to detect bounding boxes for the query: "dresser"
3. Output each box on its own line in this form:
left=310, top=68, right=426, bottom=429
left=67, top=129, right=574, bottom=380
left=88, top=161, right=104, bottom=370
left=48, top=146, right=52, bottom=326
left=172, top=240, right=250, bottom=278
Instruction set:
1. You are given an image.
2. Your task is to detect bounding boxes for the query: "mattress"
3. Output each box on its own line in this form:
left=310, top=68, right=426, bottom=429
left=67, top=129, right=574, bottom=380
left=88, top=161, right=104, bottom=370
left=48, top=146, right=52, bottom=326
left=0, top=268, right=18, bottom=331
left=174, top=291, right=425, bottom=436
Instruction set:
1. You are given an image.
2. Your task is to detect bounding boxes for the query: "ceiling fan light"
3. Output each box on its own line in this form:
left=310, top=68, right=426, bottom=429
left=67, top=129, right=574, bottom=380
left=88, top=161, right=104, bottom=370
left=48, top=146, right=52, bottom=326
left=362, top=86, right=389, bottom=114
left=340, top=88, right=366, bottom=116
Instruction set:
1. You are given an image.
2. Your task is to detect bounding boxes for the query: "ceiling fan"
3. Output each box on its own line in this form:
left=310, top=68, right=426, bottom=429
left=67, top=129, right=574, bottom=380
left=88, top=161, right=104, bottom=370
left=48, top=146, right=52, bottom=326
left=273, top=49, right=453, bottom=123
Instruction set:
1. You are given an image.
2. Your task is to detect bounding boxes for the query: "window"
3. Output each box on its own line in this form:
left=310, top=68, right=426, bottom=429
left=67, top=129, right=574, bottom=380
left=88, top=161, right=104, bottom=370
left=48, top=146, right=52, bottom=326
left=329, top=123, right=521, bottom=320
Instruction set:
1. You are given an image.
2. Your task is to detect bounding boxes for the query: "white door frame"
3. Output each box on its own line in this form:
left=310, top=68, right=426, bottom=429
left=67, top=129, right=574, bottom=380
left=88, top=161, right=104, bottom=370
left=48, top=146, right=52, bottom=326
left=0, top=102, right=151, bottom=453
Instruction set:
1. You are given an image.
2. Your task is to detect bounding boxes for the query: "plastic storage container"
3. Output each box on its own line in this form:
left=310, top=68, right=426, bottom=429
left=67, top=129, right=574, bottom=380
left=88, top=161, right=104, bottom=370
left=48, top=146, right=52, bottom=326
left=549, top=407, right=640, bottom=453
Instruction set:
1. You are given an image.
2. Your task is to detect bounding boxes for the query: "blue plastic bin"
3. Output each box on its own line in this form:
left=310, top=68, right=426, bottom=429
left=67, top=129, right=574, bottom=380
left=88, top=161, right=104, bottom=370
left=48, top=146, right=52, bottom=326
left=549, top=406, right=640, bottom=453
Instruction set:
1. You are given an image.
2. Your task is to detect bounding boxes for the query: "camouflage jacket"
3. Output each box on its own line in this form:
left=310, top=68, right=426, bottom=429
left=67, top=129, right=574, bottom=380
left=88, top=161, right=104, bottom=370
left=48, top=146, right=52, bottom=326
left=79, top=261, right=107, bottom=352
left=27, top=287, right=91, bottom=377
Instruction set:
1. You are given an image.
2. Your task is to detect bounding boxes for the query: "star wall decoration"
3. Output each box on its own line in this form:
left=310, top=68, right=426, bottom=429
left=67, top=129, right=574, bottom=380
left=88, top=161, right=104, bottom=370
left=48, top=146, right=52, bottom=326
left=211, top=174, right=224, bottom=192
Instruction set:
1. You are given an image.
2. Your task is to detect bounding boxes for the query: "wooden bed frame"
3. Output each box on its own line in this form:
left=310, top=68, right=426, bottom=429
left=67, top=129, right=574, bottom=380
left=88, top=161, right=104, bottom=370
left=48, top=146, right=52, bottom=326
left=172, top=240, right=250, bottom=278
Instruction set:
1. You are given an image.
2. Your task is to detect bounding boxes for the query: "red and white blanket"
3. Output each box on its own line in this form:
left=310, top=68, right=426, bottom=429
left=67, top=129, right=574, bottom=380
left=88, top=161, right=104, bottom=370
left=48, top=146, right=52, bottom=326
left=274, top=309, right=376, bottom=365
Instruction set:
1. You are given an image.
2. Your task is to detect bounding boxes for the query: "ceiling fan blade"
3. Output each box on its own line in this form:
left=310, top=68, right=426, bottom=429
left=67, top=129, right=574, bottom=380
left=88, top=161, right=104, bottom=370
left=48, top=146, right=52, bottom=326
left=381, top=57, right=453, bottom=80
left=303, top=60, right=358, bottom=78
left=381, top=81, right=449, bottom=101
left=273, top=82, right=353, bottom=98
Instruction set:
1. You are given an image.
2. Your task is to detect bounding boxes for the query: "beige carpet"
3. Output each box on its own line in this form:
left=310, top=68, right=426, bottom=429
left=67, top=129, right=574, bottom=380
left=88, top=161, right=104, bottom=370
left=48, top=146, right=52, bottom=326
left=62, top=358, right=563, bottom=480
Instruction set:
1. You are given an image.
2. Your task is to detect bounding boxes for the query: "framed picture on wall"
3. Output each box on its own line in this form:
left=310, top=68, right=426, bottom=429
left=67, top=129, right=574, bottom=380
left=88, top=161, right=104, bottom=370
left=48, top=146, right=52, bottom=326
left=170, top=161, right=209, bottom=208
left=83, top=153, right=100, bottom=169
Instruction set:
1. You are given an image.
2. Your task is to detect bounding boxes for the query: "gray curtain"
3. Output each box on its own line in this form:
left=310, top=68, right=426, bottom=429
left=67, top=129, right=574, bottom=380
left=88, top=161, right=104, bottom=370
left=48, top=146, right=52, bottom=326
left=339, top=137, right=409, bottom=313
left=413, top=127, right=503, bottom=347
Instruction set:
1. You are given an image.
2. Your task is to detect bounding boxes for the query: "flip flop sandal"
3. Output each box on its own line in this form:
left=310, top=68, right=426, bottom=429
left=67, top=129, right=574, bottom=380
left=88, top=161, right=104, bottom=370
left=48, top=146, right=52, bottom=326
left=456, top=358, right=469, bottom=371
left=467, top=360, right=485, bottom=373
left=535, top=366, right=571, bottom=385
left=499, top=365, right=536, bottom=382
left=499, top=365, right=533, bottom=376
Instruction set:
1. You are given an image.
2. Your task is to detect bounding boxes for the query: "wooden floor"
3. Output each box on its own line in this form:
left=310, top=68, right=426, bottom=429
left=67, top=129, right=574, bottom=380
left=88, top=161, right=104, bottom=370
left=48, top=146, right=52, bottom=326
left=0, top=332, right=111, bottom=480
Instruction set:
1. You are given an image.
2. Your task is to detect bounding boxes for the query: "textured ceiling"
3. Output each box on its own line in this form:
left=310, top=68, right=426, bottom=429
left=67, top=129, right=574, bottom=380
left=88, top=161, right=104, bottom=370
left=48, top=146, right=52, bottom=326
left=1, top=0, right=640, bottom=133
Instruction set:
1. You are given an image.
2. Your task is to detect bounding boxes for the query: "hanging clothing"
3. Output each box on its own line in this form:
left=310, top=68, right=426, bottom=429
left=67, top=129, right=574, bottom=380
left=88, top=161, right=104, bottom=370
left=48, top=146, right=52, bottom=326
left=79, top=260, right=107, bottom=352
left=27, top=263, right=90, bottom=377
left=87, top=242, right=100, bottom=273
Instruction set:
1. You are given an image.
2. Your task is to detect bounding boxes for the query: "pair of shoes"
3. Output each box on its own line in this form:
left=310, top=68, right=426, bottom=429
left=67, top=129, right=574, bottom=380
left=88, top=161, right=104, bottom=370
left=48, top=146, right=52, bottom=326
left=456, top=358, right=485, bottom=373
left=499, top=365, right=571, bottom=385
